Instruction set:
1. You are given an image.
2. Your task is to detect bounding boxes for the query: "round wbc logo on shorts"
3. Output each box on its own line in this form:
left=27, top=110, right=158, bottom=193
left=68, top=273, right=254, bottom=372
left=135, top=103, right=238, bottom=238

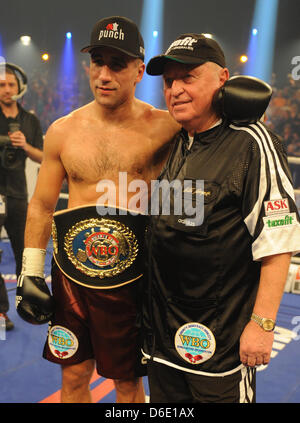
left=174, top=322, right=216, bottom=365
left=48, top=325, right=78, bottom=360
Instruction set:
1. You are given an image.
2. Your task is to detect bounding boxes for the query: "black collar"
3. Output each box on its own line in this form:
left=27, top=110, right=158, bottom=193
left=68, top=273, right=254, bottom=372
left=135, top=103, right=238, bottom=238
left=181, top=120, right=227, bottom=146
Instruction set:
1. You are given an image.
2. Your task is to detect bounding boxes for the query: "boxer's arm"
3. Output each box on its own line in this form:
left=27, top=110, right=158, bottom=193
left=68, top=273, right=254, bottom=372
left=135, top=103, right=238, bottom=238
left=17, top=123, right=66, bottom=325
left=239, top=252, right=291, bottom=367
left=24, top=122, right=67, bottom=249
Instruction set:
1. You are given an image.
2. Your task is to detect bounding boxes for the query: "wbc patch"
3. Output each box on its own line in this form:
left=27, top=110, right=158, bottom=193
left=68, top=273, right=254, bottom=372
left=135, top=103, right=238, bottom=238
left=48, top=325, right=78, bottom=359
left=174, top=322, right=216, bottom=365
left=264, top=198, right=289, bottom=216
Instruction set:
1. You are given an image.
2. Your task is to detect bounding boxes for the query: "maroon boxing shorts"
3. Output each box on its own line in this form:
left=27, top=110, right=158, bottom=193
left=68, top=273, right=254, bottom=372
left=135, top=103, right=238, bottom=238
left=43, top=263, right=145, bottom=379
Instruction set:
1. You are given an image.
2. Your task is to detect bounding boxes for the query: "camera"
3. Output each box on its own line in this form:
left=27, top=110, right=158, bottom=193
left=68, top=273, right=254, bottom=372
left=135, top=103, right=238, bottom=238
left=0, top=120, right=23, bottom=169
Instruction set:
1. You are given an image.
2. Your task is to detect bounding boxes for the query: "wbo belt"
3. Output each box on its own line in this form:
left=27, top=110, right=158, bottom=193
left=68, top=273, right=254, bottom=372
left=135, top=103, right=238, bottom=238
left=52, top=204, right=149, bottom=289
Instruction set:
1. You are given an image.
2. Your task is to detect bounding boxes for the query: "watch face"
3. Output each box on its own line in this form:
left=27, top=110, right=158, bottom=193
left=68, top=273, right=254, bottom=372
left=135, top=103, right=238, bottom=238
left=263, top=319, right=275, bottom=331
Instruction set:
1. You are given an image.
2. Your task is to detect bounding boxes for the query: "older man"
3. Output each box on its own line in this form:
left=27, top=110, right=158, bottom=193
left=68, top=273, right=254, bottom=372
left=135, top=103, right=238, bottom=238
left=142, top=33, right=300, bottom=403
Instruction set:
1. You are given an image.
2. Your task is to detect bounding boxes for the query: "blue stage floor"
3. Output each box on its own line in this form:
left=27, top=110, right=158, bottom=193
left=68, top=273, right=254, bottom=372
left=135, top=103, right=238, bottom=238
left=0, top=239, right=300, bottom=404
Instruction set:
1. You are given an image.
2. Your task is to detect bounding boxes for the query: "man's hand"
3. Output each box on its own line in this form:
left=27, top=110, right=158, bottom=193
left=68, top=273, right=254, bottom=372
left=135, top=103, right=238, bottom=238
left=239, top=320, right=274, bottom=367
left=8, top=130, right=27, bottom=150
left=8, top=130, right=43, bottom=163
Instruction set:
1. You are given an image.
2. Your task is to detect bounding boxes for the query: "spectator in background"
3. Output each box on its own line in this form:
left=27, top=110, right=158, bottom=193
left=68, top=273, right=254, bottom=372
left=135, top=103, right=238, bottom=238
left=0, top=64, right=43, bottom=330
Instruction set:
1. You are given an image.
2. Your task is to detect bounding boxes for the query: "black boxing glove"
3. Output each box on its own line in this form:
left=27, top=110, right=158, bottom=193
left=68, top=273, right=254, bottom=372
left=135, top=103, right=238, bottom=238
left=214, top=75, right=273, bottom=126
left=16, top=248, right=54, bottom=325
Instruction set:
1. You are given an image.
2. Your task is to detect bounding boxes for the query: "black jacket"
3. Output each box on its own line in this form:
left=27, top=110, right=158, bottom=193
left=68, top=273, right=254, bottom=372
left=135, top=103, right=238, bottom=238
left=0, top=104, right=43, bottom=199
left=142, top=120, right=300, bottom=375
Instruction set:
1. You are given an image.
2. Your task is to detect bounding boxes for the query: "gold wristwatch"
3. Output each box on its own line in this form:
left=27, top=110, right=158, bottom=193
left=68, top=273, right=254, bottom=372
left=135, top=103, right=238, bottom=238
left=251, top=313, right=276, bottom=332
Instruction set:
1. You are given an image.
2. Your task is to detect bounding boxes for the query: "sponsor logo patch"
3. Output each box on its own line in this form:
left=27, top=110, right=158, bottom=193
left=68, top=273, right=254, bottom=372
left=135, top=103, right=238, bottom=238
left=98, top=22, right=125, bottom=42
left=264, top=198, right=289, bottom=216
left=178, top=218, right=196, bottom=227
left=263, top=213, right=297, bottom=229
left=48, top=326, right=78, bottom=359
left=166, top=36, right=198, bottom=54
left=174, top=322, right=216, bottom=365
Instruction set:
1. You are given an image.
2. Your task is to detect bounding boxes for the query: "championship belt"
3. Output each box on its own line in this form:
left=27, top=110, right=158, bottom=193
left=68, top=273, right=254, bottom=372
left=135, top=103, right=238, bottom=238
left=52, top=205, right=149, bottom=289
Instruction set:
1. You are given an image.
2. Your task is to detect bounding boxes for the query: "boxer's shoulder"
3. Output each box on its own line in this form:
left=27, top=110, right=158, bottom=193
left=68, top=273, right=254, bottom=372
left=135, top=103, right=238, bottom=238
left=149, top=108, right=180, bottom=144
left=137, top=101, right=176, bottom=123
left=42, top=109, right=84, bottom=157
left=152, top=108, right=180, bottom=130
left=136, top=101, right=180, bottom=139
left=47, top=112, right=77, bottom=135
left=45, top=105, right=92, bottom=142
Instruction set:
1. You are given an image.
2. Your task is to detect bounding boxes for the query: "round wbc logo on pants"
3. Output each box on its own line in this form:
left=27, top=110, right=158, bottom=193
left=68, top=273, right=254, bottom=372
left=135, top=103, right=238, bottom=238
left=48, top=325, right=78, bottom=359
left=174, top=322, right=216, bottom=365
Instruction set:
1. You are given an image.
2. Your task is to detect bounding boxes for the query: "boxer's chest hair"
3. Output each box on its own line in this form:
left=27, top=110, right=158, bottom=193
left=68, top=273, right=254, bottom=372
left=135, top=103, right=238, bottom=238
left=63, top=129, right=156, bottom=183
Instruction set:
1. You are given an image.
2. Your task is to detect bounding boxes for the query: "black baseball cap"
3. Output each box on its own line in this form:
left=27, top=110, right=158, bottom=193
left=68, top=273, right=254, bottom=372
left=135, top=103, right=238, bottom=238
left=146, top=33, right=226, bottom=75
left=81, top=16, right=145, bottom=61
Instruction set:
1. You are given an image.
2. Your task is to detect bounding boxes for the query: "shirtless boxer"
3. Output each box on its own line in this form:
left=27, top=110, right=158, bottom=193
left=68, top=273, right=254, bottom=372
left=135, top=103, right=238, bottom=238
left=15, top=16, right=179, bottom=403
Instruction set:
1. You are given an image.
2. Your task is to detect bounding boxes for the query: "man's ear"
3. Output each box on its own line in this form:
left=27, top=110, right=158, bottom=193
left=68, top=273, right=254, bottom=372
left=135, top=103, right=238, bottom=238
left=219, top=67, right=230, bottom=86
left=136, top=61, right=145, bottom=83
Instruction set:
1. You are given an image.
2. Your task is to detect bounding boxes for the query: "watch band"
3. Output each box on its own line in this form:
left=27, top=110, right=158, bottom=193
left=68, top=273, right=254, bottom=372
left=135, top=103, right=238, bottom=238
left=251, top=313, right=276, bottom=332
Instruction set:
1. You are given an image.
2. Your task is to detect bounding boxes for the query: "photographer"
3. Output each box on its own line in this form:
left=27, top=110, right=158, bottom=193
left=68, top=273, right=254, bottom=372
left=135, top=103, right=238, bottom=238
left=0, top=64, right=43, bottom=330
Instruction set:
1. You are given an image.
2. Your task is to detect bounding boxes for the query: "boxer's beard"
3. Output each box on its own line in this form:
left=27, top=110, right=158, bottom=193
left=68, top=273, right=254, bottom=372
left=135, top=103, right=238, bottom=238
left=95, top=93, right=128, bottom=111
left=92, top=82, right=133, bottom=112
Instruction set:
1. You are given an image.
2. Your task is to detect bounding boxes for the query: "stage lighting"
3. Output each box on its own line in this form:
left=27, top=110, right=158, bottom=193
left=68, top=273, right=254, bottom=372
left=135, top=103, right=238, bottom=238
left=60, top=29, right=76, bottom=114
left=0, top=56, right=5, bottom=80
left=245, top=0, right=279, bottom=82
left=20, top=36, right=31, bottom=46
left=136, top=0, right=163, bottom=107
left=42, top=53, right=50, bottom=61
left=240, top=55, right=248, bottom=63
